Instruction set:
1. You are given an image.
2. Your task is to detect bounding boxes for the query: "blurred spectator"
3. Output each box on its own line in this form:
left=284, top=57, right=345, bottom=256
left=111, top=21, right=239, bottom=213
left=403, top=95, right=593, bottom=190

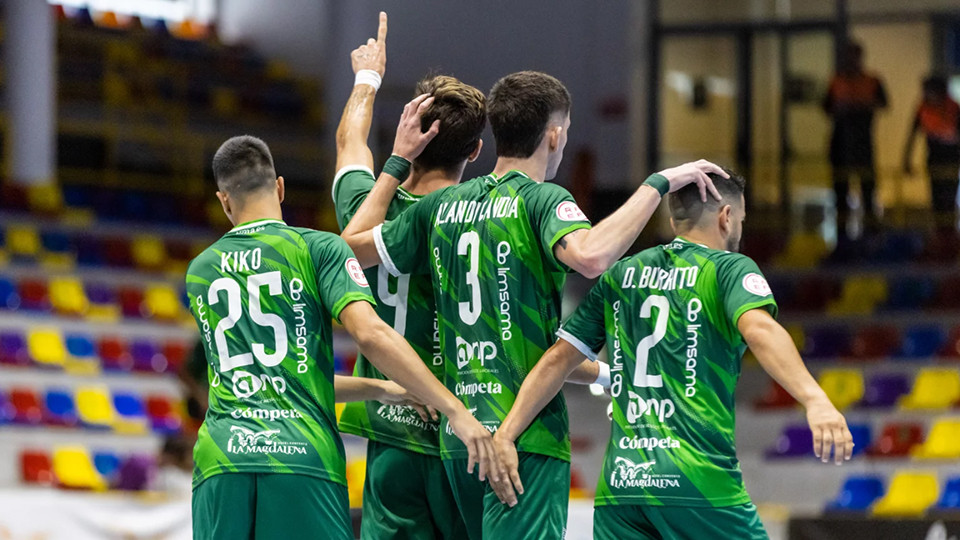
left=902, top=75, right=960, bottom=231
left=824, top=41, right=888, bottom=232
left=155, top=435, right=195, bottom=497
left=177, top=341, right=208, bottom=427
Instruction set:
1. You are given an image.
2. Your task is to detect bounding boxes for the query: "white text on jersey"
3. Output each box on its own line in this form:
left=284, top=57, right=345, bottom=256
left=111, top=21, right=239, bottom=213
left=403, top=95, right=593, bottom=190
left=434, top=197, right=520, bottom=226
left=220, top=247, right=263, bottom=273
left=621, top=265, right=699, bottom=291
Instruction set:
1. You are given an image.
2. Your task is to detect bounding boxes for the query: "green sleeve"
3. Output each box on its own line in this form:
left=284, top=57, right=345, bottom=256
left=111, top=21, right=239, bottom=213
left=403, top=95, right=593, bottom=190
left=332, top=166, right=376, bottom=231
left=373, top=189, right=445, bottom=276
left=528, top=183, right=591, bottom=272
left=306, top=232, right=376, bottom=322
left=717, top=254, right=778, bottom=327
left=557, top=274, right=609, bottom=361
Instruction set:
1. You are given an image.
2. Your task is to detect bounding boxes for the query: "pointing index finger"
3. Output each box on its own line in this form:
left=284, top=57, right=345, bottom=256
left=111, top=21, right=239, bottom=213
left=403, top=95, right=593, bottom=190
left=377, top=12, right=387, bottom=44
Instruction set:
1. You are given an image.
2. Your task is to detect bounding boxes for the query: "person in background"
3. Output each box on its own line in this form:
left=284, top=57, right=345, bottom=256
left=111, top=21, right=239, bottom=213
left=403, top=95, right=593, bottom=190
left=824, top=41, right=888, bottom=235
left=903, top=75, right=960, bottom=231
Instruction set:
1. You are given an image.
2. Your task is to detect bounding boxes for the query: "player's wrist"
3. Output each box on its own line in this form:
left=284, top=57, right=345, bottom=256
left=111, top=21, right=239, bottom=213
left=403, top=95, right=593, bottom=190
left=383, top=154, right=411, bottom=182
left=354, top=69, right=382, bottom=91
left=594, top=361, right=611, bottom=388
left=641, top=173, right=670, bottom=198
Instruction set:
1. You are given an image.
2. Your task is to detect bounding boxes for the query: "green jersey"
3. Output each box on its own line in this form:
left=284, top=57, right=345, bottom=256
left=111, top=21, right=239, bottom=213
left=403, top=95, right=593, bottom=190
left=185, top=219, right=375, bottom=488
left=375, top=171, right=592, bottom=461
left=333, top=167, right=443, bottom=456
left=559, top=237, right=777, bottom=507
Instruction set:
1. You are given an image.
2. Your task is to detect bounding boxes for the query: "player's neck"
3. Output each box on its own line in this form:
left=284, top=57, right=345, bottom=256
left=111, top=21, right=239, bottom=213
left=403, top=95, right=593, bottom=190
left=229, top=199, right=284, bottom=228
left=492, top=156, right=547, bottom=183
left=678, top=229, right=724, bottom=251
left=402, top=168, right=459, bottom=196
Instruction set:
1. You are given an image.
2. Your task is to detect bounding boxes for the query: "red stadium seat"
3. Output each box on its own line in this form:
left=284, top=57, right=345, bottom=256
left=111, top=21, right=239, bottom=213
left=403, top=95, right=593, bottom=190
left=940, top=326, right=960, bottom=360
left=162, top=341, right=190, bottom=372
left=18, top=278, right=51, bottom=311
left=20, top=450, right=54, bottom=484
left=753, top=380, right=796, bottom=410
left=145, top=395, right=182, bottom=433
left=118, top=286, right=145, bottom=318
left=98, top=336, right=133, bottom=371
left=102, top=237, right=133, bottom=268
left=866, top=422, right=924, bottom=458
left=848, top=325, right=901, bottom=361
left=10, top=388, right=44, bottom=425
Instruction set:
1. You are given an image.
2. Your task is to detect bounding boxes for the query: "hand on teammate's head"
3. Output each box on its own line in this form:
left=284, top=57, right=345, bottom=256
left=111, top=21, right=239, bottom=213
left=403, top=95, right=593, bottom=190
left=350, top=11, right=387, bottom=76
left=392, top=94, right=441, bottom=162
left=657, top=159, right=727, bottom=202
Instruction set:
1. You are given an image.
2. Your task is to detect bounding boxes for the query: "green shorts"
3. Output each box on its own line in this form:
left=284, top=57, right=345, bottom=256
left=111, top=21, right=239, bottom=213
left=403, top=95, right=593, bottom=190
left=443, top=452, right=570, bottom=540
left=192, top=473, right=351, bottom=540
left=361, top=440, right=467, bottom=539
left=593, top=503, right=768, bottom=540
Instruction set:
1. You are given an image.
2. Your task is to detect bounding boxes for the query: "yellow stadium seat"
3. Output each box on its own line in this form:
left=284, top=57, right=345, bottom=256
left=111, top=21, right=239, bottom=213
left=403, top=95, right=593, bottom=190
left=7, top=225, right=41, bottom=258
left=346, top=459, right=366, bottom=508
left=827, top=275, right=888, bottom=316
left=143, top=284, right=182, bottom=321
left=28, top=328, right=67, bottom=368
left=818, top=368, right=864, bottom=411
left=913, top=418, right=960, bottom=460
left=900, top=369, right=960, bottom=410
left=132, top=236, right=167, bottom=270
left=27, top=184, right=64, bottom=214
left=75, top=386, right=115, bottom=428
left=53, top=446, right=106, bottom=490
left=872, top=471, right=938, bottom=517
left=49, top=277, right=89, bottom=316
left=773, top=233, right=828, bottom=269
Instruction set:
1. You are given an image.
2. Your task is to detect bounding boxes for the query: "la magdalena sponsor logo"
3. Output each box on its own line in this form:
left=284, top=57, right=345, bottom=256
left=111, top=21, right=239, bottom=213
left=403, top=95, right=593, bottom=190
left=226, top=425, right=308, bottom=455
left=610, top=457, right=681, bottom=490
left=376, top=404, right=439, bottom=431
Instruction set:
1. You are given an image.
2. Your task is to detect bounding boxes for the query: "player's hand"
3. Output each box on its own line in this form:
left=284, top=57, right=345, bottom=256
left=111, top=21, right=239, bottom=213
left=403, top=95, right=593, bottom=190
left=489, top=433, right=523, bottom=507
left=806, top=397, right=854, bottom=465
left=392, top=94, right=441, bottom=162
left=377, top=381, right=438, bottom=423
left=350, top=12, right=387, bottom=76
left=656, top=159, right=727, bottom=202
left=447, top=408, right=500, bottom=483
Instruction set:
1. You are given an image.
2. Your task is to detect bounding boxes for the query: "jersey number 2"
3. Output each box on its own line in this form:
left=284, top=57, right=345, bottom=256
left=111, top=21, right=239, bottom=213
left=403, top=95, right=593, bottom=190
left=635, top=295, right=668, bottom=388
left=209, top=271, right=288, bottom=372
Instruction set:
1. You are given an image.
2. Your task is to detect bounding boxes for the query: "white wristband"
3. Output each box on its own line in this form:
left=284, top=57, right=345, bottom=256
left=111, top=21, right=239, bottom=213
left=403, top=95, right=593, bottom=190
left=354, top=69, right=382, bottom=91
left=595, top=361, right=611, bottom=388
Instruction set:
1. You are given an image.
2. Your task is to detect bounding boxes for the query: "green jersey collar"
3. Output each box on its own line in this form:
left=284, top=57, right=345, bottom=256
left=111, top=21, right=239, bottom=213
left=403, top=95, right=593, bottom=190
left=674, top=236, right=709, bottom=249
left=229, top=218, right=286, bottom=233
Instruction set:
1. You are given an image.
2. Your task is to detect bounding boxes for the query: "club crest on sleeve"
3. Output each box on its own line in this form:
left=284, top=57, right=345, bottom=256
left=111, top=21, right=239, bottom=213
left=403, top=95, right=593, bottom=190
left=556, top=201, right=587, bottom=222
left=742, top=273, right=772, bottom=296
left=346, top=258, right=369, bottom=287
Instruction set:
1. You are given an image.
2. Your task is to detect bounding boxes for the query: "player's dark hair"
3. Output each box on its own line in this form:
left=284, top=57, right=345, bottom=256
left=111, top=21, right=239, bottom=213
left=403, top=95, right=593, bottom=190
left=414, top=75, right=486, bottom=176
left=212, top=135, right=277, bottom=198
left=487, top=71, right=571, bottom=158
left=669, top=168, right=746, bottom=224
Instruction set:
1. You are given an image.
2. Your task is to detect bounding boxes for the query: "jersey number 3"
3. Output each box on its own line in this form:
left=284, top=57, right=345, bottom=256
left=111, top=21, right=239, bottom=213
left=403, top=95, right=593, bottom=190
left=458, top=231, right=482, bottom=325
left=209, top=271, right=288, bottom=372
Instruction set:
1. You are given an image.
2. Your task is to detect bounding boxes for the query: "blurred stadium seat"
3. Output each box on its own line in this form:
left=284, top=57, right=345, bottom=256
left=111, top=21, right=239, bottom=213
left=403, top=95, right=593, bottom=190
left=826, top=475, right=884, bottom=512
left=935, top=477, right=960, bottom=512
left=912, top=418, right=960, bottom=460
left=817, top=369, right=864, bottom=410
left=895, top=324, right=945, bottom=359
left=53, top=446, right=107, bottom=490
left=899, top=369, right=960, bottom=410
left=766, top=424, right=813, bottom=459
left=867, top=422, right=925, bottom=458
left=49, top=276, right=89, bottom=316
left=43, top=389, right=78, bottom=427
left=871, top=471, right=938, bottom=517
left=20, top=450, right=54, bottom=485
left=113, top=392, right=148, bottom=434
left=28, top=328, right=68, bottom=369
left=860, top=373, right=910, bottom=408
left=75, top=386, right=115, bottom=428
left=0, top=331, right=30, bottom=366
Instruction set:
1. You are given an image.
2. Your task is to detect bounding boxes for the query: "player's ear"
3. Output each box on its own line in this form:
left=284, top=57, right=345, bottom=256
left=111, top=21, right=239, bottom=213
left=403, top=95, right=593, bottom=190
left=216, top=191, right=234, bottom=223
left=276, top=176, right=285, bottom=204
left=467, top=139, right=483, bottom=163
left=547, top=125, right=561, bottom=152
left=718, top=205, right=732, bottom=234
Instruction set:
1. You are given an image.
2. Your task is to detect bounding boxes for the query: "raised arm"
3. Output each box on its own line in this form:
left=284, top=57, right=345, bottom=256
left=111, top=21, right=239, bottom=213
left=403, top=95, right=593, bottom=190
left=555, top=160, right=726, bottom=278
left=738, top=308, right=853, bottom=464
left=334, top=12, right=387, bottom=173
left=339, top=300, right=498, bottom=480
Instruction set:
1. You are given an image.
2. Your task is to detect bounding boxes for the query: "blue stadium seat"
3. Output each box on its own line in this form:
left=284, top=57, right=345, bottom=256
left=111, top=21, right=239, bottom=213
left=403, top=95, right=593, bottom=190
left=74, top=236, right=105, bottom=267
left=0, top=389, right=13, bottom=425
left=41, top=230, right=73, bottom=255
left=826, top=476, right=885, bottom=512
left=0, top=331, right=29, bottom=366
left=847, top=424, right=871, bottom=456
left=876, top=231, right=924, bottom=263
left=895, top=325, right=946, bottom=359
left=0, top=276, right=20, bottom=309
left=885, top=277, right=936, bottom=311
left=860, top=373, right=910, bottom=408
left=44, top=389, right=78, bottom=427
left=936, top=477, right=960, bottom=511
left=65, top=333, right=96, bottom=359
left=93, top=451, right=121, bottom=480
left=802, top=326, right=851, bottom=360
